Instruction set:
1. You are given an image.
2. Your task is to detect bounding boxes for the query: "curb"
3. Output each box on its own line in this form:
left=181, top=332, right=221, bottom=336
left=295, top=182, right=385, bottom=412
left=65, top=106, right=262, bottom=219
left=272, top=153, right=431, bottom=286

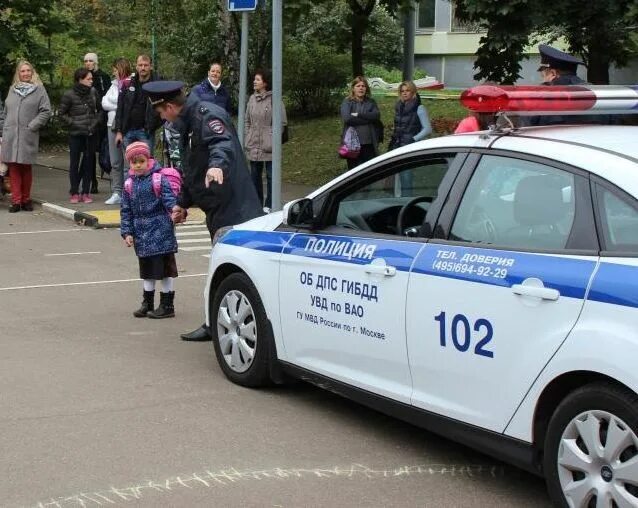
left=36, top=199, right=101, bottom=227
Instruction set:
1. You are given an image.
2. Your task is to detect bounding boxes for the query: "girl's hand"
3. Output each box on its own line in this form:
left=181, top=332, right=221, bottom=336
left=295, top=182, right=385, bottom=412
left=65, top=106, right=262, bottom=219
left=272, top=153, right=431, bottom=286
left=124, top=235, right=134, bottom=247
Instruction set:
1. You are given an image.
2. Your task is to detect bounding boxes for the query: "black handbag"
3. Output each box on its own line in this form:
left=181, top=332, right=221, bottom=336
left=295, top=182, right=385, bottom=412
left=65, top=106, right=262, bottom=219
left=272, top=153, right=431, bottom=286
left=282, top=125, right=289, bottom=144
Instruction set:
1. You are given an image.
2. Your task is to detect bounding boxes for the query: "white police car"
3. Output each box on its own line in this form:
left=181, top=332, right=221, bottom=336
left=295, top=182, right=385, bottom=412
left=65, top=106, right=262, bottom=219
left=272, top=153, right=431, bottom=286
left=205, top=85, right=638, bottom=507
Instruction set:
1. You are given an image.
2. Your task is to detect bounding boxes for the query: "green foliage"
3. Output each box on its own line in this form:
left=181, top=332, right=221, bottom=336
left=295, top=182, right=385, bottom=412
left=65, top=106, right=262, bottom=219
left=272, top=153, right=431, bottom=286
left=283, top=42, right=350, bottom=117
left=455, top=0, right=638, bottom=84
left=289, top=0, right=403, bottom=70
left=0, top=0, right=70, bottom=90
left=364, top=64, right=427, bottom=82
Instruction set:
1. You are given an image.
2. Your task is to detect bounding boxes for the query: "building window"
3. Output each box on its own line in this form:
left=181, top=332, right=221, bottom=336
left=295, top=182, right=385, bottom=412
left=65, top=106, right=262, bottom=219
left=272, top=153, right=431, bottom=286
left=418, top=0, right=436, bottom=30
left=451, top=2, right=484, bottom=32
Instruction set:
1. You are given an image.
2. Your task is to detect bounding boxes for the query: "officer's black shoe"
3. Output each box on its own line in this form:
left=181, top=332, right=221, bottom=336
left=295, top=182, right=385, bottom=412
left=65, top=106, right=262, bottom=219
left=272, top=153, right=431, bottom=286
left=133, top=291, right=155, bottom=318
left=21, top=201, right=34, bottom=211
left=8, top=204, right=20, bottom=213
left=181, top=324, right=211, bottom=341
left=148, top=291, right=175, bottom=319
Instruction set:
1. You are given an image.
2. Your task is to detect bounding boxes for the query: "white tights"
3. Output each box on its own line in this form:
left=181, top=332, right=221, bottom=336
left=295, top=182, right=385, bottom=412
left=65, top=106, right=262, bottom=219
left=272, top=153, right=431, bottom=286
left=143, top=278, right=174, bottom=293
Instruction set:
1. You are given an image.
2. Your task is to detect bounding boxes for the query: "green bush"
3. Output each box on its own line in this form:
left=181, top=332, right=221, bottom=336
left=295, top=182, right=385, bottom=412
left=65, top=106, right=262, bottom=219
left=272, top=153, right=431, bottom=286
left=363, top=64, right=428, bottom=83
left=283, top=42, right=350, bottom=118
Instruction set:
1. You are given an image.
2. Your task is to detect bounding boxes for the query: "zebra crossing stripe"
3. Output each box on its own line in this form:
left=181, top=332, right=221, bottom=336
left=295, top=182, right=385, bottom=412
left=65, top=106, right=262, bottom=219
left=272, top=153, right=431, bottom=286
left=180, top=246, right=212, bottom=252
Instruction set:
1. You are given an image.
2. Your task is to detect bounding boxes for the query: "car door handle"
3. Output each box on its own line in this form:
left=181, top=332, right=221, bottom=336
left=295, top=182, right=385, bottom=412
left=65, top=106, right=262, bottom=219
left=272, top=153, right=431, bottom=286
left=364, top=263, right=396, bottom=277
left=511, top=284, right=560, bottom=301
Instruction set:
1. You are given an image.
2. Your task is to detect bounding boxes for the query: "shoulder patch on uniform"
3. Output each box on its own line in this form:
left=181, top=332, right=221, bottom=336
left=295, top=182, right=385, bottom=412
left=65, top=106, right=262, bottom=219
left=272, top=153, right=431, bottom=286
left=207, top=119, right=225, bottom=134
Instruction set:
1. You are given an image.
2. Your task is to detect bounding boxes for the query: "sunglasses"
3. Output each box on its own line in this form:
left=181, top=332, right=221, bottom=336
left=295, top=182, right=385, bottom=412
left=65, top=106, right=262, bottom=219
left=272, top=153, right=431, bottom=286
left=84, top=60, right=94, bottom=63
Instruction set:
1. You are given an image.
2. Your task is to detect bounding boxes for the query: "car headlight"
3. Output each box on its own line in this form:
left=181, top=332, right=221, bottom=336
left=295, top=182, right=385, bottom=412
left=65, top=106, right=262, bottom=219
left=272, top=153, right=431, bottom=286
left=211, top=226, right=233, bottom=248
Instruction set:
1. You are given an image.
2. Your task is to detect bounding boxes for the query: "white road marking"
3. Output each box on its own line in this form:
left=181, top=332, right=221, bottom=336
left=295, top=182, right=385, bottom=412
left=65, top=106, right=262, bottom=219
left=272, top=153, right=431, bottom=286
left=180, top=246, right=212, bottom=252
left=176, top=224, right=207, bottom=229
left=44, top=251, right=101, bottom=257
left=0, top=273, right=207, bottom=292
left=0, top=228, right=87, bottom=236
left=177, top=238, right=212, bottom=244
left=176, top=231, right=211, bottom=237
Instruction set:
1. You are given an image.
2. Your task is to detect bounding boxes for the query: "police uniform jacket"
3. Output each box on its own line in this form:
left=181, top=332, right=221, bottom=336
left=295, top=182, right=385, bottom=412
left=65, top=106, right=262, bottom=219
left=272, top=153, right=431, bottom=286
left=176, top=96, right=262, bottom=233
left=113, top=71, right=162, bottom=135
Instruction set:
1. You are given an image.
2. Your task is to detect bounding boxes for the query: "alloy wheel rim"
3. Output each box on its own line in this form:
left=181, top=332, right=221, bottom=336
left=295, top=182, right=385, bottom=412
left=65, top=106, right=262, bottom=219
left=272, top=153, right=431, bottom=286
left=557, top=409, right=638, bottom=507
left=216, top=290, right=257, bottom=373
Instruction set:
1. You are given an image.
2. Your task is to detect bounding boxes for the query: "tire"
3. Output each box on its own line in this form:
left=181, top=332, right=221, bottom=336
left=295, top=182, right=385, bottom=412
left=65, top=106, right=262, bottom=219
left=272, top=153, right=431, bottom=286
left=543, top=382, right=638, bottom=508
left=210, top=273, right=273, bottom=387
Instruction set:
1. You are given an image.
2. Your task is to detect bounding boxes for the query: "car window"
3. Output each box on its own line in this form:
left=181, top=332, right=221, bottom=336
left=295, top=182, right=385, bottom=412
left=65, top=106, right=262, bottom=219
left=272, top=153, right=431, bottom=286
left=598, top=187, right=638, bottom=252
left=450, top=155, right=576, bottom=250
left=332, top=157, right=453, bottom=236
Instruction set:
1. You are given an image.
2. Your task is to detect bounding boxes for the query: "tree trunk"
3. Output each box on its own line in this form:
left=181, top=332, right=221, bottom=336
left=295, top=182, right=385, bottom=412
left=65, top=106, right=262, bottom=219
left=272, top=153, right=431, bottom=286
left=586, top=50, right=610, bottom=85
left=348, top=0, right=376, bottom=78
left=351, top=13, right=367, bottom=76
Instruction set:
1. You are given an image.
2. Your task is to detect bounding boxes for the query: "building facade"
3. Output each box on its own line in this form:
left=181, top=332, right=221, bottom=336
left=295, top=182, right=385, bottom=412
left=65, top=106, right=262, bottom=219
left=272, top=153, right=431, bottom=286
left=415, top=0, right=635, bottom=88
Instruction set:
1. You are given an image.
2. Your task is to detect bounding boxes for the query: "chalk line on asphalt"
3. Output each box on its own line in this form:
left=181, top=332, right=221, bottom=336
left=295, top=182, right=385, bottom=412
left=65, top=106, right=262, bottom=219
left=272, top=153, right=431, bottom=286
left=27, top=463, right=505, bottom=507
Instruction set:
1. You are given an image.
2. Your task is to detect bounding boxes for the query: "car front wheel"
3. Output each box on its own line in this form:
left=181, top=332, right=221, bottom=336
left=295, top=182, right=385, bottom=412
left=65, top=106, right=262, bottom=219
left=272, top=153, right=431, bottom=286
left=543, top=382, right=638, bottom=508
left=210, top=272, right=273, bottom=387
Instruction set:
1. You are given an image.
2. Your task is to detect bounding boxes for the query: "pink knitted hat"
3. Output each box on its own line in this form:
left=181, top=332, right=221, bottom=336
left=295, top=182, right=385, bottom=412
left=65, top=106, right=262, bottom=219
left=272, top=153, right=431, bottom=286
left=125, top=141, right=151, bottom=162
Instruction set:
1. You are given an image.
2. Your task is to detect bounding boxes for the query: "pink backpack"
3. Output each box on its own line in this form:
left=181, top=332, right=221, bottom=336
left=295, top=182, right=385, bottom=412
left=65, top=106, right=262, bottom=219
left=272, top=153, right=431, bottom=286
left=124, top=167, right=182, bottom=198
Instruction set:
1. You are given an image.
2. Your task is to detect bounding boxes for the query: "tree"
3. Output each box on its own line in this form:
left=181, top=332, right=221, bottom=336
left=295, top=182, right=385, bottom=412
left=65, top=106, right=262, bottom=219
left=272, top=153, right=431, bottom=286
left=455, top=0, right=638, bottom=84
left=0, top=0, right=70, bottom=90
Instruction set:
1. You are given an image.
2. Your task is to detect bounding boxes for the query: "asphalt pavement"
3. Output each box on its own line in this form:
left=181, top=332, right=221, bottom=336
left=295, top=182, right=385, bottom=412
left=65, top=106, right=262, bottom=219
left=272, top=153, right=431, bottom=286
left=0, top=156, right=553, bottom=507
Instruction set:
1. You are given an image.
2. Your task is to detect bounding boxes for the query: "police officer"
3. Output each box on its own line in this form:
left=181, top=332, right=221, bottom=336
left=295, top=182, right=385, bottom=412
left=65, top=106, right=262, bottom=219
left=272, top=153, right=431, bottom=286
left=537, top=44, right=586, bottom=86
left=142, top=80, right=263, bottom=342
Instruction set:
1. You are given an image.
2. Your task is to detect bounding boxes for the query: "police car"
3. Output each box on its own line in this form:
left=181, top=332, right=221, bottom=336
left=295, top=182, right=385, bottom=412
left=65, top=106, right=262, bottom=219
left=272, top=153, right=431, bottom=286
left=205, top=85, right=638, bottom=507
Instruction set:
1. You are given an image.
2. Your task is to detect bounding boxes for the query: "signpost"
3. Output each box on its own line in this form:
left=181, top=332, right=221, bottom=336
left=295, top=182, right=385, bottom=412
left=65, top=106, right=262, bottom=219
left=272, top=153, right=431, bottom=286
left=228, top=0, right=258, bottom=11
left=228, top=0, right=258, bottom=151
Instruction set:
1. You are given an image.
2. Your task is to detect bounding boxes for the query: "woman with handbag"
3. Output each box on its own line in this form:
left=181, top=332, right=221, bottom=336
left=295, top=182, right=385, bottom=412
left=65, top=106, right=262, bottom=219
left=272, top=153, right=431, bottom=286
left=58, top=68, right=102, bottom=204
left=1, top=60, right=52, bottom=213
left=244, top=69, right=288, bottom=214
left=340, top=76, right=381, bottom=170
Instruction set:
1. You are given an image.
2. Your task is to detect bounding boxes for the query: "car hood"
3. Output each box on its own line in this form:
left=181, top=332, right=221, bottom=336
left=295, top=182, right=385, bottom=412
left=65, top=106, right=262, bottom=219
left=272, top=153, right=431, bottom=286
left=233, top=210, right=284, bottom=232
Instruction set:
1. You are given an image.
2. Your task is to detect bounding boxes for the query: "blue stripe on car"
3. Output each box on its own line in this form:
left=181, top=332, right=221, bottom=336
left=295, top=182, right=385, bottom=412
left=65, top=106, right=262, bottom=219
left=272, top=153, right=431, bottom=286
left=219, top=231, right=637, bottom=308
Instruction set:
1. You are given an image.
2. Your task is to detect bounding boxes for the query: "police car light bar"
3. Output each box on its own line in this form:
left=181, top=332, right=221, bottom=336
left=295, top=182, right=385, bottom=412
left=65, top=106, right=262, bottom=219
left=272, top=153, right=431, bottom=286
left=460, top=85, right=638, bottom=115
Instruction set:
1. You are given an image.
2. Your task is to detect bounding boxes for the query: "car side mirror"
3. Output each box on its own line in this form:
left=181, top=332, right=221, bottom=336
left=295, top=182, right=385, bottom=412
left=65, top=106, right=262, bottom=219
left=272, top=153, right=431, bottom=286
left=283, top=198, right=315, bottom=228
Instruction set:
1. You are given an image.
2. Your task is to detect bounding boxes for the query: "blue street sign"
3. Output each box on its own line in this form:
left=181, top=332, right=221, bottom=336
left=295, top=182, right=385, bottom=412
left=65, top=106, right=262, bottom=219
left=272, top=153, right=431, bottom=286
left=228, top=0, right=257, bottom=11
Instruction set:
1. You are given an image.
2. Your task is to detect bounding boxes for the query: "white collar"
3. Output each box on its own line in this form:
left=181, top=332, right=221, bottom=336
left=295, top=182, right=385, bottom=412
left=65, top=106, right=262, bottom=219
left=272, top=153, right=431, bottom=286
left=208, top=78, right=221, bottom=91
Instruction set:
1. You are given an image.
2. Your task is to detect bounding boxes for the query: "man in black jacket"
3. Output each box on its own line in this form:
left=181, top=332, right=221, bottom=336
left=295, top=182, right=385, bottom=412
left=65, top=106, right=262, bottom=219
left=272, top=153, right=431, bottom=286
left=143, top=80, right=263, bottom=342
left=114, top=54, right=161, bottom=153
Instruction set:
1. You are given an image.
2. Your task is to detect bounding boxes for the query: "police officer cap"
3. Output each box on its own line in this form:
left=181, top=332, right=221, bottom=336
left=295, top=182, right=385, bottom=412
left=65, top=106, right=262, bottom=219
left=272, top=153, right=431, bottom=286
left=142, top=80, right=185, bottom=106
left=537, top=44, right=584, bottom=73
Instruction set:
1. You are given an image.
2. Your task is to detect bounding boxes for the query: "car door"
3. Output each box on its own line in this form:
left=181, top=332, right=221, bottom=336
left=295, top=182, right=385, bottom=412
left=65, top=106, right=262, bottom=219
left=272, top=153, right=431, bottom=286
left=278, top=152, right=466, bottom=403
left=405, top=152, right=600, bottom=431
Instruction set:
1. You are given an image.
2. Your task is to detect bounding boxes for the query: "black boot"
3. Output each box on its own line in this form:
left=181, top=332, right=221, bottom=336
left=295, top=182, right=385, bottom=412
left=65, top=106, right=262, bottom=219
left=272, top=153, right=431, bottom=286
left=180, top=324, right=211, bottom=342
left=148, top=291, right=175, bottom=319
left=133, top=291, right=155, bottom=318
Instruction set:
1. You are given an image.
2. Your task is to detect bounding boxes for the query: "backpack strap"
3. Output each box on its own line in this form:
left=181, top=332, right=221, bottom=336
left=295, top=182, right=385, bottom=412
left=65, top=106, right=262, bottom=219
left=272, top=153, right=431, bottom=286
left=152, top=172, right=162, bottom=197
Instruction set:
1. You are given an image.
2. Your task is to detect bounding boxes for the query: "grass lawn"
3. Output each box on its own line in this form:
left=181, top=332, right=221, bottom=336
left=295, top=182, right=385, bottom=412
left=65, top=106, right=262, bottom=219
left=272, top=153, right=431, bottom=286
left=283, top=95, right=467, bottom=187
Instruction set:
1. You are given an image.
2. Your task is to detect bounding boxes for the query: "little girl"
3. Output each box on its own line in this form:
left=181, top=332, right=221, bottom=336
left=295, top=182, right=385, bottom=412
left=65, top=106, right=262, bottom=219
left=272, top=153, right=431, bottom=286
left=121, top=141, right=178, bottom=319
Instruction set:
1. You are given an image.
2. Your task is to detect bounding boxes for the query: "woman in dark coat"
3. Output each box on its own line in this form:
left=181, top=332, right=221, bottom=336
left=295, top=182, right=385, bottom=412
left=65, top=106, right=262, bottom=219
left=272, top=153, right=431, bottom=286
left=1, top=60, right=51, bottom=212
left=340, top=76, right=381, bottom=170
left=58, top=68, right=101, bottom=203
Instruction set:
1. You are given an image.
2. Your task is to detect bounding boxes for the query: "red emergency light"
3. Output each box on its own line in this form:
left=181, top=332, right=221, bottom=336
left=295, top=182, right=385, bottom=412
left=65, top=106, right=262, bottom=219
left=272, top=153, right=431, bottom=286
left=460, top=85, right=597, bottom=113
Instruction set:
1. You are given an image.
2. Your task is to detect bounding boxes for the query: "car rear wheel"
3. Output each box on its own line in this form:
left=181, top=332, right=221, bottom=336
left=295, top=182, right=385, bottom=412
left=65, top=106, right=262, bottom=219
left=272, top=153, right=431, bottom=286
left=543, top=382, right=638, bottom=508
left=210, top=273, right=272, bottom=387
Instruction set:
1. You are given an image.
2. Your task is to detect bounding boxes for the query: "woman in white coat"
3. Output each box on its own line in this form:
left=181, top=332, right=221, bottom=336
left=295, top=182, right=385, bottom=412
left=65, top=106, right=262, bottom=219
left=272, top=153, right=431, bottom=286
left=101, top=57, right=131, bottom=205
